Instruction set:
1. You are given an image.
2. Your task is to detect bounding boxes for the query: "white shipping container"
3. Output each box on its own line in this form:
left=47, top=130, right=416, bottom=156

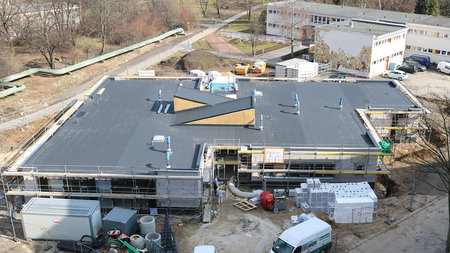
left=21, top=198, right=102, bottom=241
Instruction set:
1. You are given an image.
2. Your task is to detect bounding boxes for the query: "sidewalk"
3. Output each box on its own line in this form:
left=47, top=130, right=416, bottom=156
left=348, top=195, right=448, bottom=253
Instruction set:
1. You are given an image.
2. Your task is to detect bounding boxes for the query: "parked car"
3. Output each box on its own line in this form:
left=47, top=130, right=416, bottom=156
left=407, top=54, right=431, bottom=67
left=383, top=70, right=408, bottom=80
left=437, top=61, right=450, bottom=74
left=397, top=64, right=417, bottom=74
left=404, top=60, right=427, bottom=71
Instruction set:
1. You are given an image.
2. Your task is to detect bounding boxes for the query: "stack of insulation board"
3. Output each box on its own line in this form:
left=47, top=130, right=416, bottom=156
left=294, top=179, right=377, bottom=223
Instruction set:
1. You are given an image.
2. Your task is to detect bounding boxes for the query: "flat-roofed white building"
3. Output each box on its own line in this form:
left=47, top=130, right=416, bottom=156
left=266, top=1, right=450, bottom=63
left=315, top=19, right=407, bottom=77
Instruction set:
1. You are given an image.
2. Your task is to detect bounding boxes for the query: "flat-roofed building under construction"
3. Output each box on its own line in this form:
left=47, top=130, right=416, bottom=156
left=2, top=77, right=428, bottom=211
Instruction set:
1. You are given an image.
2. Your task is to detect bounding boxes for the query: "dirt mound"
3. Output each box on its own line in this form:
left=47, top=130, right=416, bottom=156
left=180, top=50, right=220, bottom=70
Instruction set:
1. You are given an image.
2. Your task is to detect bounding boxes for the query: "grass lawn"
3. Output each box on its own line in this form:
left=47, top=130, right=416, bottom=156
left=223, top=37, right=284, bottom=56
left=192, top=39, right=212, bottom=50
left=220, top=16, right=251, bottom=33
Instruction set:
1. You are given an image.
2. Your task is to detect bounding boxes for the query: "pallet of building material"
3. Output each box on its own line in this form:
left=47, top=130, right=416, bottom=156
left=234, top=201, right=257, bottom=211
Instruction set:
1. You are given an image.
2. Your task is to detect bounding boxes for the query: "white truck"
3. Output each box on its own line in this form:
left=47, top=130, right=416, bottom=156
left=270, top=216, right=332, bottom=253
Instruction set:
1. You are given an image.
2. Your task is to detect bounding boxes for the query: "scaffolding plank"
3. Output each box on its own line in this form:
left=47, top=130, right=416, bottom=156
left=234, top=201, right=257, bottom=211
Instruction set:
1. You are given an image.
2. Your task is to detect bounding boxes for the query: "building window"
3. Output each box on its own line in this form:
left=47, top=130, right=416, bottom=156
left=436, top=50, right=441, bottom=54
left=406, top=45, right=411, bottom=49
left=442, top=51, right=447, bottom=55
left=427, top=48, right=432, bottom=53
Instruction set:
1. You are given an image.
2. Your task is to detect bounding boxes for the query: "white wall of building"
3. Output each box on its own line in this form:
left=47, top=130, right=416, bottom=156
left=267, top=2, right=450, bottom=64
left=370, top=30, right=407, bottom=76
left=405, top=24, right=450, bottom=63
left=315, top=28, right=373, bottom=77
left=315, top=25, right=407, bottom=77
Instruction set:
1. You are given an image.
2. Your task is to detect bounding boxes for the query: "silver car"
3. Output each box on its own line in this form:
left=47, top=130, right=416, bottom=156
left=383, top=70, right=408, bottom=81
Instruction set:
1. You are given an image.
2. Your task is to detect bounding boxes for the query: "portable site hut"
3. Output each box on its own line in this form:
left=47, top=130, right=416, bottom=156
left=20, top=198, right=102, bottom=241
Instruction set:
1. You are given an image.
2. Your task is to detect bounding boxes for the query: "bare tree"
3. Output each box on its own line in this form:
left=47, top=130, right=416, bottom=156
left=249, top=12, right=265, bottom=56
left=406, top=98, right=450, bottom=252
left=243, top=0, right=255, bottom=22
left=83, top=0, right=121, bottom=55
left=199, top=0, right=209, bottom=17
left=216, top=0, right=221, bottom=17
left=0, top=0, right=19, bottom=53
left=147, top=0, right=180, bottom=30
left=49, top=0, right=80, bottom=48
left=19, top=0, right=65, bottom=69
left=278, top=1, right=307, bottom=58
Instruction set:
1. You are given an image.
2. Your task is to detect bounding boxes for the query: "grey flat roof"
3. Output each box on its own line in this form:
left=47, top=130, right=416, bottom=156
left=269, top=1, right=450, bottom=28
left=21, top=79, right=416, bottom=174
left=321, top=19, right=406, bottom=36
left=174, top=85, right=232, bottom=105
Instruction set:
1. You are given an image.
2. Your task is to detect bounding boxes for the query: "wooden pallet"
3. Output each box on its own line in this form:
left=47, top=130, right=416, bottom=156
left=234, top=201, right=257, bottom=211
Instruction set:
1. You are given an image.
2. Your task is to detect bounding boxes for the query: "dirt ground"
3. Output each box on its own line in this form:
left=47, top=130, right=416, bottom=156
left=174, top=189, right=440, bottom=252
left=204, top=33, right=245, bottom=55
left=153, top=50, right=275, bottom=77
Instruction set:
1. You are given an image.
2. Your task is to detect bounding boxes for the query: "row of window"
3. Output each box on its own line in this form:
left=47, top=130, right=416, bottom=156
left=406, top=45, right=450, bottom=55
left=374, top=34, right=405, bottom=46
left=372, top=51, right=403, bottom=65
left=310, top=15, right=344, bottom=25
left=267, top=23, right=304, bottom=30
left=268, top=9, right=345, bottom=26
left=408, top=29, right=449, bottom=39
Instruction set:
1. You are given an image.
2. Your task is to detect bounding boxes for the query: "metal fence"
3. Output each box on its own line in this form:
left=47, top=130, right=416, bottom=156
left=221, top=31, right=302, bottom=46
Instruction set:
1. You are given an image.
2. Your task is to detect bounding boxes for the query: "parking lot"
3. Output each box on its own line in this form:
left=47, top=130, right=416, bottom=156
left=400, top=69, right=450, bottom=98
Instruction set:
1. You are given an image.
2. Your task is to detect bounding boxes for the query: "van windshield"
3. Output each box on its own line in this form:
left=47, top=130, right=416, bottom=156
left=272, top=238, right=294, bottom=253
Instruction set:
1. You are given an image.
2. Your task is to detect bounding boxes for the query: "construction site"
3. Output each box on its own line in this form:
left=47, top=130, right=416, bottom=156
left=0, top=8, right=447, bottom=251
left=1, top=73, right=428, bottom=210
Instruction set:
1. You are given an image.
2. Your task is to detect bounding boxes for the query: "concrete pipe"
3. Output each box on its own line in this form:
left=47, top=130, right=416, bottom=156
left=145, top=232, right=162, bottom=251
left=130, top=234, right=145, bottom=249
left=139, top=216, right=156, bottom=234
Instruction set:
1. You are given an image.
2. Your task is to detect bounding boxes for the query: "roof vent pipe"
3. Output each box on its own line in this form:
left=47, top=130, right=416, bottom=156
left=339, top=97, right=343, bottom=110
left=167, top=136, right=172, bottom=153
left=166, top=151, right=171, bottom=169
left=294, top=94, right=299, bottom=106
left=158, top=89, right=162, bottom=102
left=259, top=115, right=263, bottom=131
left=296, top=100, right=300, bottom=115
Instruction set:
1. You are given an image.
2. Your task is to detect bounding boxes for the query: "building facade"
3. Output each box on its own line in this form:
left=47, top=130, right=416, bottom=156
left=315, top=19, right=408, bottom=77
left=266, top=1, right=450, bottom=63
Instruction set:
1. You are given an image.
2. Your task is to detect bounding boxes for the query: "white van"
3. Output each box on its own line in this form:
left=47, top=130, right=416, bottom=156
left=270, top=217, right=332, bottom=253
left=437, top=61, right=450, bottom=74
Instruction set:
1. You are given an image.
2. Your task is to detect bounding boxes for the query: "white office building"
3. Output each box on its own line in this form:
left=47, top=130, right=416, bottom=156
left=315, top=19, right=408, bottom=77
left=266, top=1, right=450, bottom=63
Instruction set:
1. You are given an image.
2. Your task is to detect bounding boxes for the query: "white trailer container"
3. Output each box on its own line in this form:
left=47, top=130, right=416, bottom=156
left=333, top=196, right=375, bottom=223
left=21, top=198, right=102, bottom=241
left=286, top=61, right=319, bottom=81
left=275, top=58, right=306, bottom=77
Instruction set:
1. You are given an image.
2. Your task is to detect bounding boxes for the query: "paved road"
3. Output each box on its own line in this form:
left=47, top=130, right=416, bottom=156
left=348, top=196, right=448, bottom=253
left=0, top=6, right=263, bottom=132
